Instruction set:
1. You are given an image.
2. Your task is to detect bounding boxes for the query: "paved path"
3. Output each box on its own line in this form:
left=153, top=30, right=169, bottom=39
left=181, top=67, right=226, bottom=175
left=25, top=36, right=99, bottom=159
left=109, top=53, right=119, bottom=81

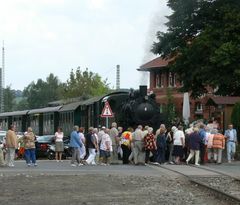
left=0, top=160, right=172, bottom=177
left=1, top=160, right=239, bottom=178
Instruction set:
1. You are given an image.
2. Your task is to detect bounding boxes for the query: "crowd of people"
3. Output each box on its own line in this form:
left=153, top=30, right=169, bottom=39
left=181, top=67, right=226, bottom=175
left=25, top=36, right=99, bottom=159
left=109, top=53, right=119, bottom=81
left=0, top=121, right=238, bottom=167
left=69, top=120, right=238, bottom=166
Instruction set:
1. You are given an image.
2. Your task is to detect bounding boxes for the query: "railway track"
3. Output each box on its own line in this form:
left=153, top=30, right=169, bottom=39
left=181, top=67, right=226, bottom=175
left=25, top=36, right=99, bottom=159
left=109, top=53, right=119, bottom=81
left=149, top=164, right=240, bottom=204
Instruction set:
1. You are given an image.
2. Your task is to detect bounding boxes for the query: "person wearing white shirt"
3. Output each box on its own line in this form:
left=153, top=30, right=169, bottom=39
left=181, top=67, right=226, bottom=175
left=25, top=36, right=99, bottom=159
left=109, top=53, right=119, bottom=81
left=55, top=127, right=64, bottom=162
left=100, top=129, right=112, bottom=165
left=172, top=126, right=185, bottom=164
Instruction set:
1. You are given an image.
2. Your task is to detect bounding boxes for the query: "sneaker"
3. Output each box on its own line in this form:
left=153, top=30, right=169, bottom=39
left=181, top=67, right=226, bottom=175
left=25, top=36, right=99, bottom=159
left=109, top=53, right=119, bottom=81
left=169, top=161, right=174, bottom=165
left=34, top=163, right=38, bottom=166
left=56, top=160, right=59, bottom=162
left=195, top=163, right=200, bottom=166
left=27, top=164, right=31, bottom=167
left=9, top=164, right=15, bottom=167
left=78, top=163, right=83, bottom=166
left=186, top=160, right=189, bottom=165
left=71, top=164, right=76, bottom=167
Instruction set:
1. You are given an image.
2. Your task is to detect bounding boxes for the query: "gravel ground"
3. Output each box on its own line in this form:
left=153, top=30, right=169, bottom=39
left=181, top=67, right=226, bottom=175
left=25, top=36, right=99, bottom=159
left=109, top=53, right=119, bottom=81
left=192, top=176, right=240, bottom=198
left=0, top=173, right=236, bottom=205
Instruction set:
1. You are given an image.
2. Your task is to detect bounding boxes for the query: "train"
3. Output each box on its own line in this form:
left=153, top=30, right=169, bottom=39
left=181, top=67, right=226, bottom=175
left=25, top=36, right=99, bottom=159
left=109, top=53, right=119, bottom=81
left=0, top=86, right=164, bottom=136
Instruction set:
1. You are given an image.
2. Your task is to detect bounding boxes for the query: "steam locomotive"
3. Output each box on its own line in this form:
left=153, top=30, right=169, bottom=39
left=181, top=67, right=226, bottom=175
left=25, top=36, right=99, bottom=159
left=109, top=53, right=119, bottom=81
left=0, top=86, right=164, bottom=136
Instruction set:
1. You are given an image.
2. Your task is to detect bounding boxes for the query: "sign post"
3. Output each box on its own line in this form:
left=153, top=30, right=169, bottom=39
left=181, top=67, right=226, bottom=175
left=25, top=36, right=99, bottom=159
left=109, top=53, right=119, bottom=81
left=101, top=101, right=114, bottom=128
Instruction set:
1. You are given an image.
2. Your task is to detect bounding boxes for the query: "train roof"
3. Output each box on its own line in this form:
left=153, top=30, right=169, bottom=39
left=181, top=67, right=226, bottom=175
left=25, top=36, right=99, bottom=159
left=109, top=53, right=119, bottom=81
left=0, top=110, right=29, bottom=117
left=59, top=92, right=129, bottom=112
left=28, top=106, right=62, bottom=114
left=59, top=101, right=84, bottom=112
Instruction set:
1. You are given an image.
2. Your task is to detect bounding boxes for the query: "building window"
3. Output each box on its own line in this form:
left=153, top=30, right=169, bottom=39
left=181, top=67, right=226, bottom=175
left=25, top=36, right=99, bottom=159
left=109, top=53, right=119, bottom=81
left=155, top=73, right=164, bottom=88
left=196, top=103, right=203, bottom=111
left=168, top=72, right=176, bottom=87
left=195, top=102, right=203, bottom=114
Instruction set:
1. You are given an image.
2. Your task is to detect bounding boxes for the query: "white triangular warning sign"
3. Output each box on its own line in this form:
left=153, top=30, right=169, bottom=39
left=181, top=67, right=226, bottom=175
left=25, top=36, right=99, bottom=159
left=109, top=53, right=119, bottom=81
left=101, top=101, right=114, bottom=117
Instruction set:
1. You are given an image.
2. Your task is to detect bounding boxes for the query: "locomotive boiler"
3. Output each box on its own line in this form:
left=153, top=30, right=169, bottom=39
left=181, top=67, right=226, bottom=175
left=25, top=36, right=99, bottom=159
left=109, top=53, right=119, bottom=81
left=119, top=85, right=163, bottom=130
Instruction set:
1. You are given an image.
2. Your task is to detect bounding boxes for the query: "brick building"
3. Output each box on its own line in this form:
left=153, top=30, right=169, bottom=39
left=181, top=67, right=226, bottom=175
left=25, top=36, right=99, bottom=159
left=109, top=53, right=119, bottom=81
left=138, top=56, right=240, bottom=130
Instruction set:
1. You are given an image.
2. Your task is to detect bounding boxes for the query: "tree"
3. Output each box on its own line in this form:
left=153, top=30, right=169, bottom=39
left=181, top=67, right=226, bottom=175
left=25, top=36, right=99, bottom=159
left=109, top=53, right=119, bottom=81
left=3, top=86, right=15, bottom=112
left=63, top=67, right=109, bottom=99
left=23, top=73, right=63, bottom=109
left=163, top=88, right=176, bottom=127
left=231, top=102, right=240, bottom=139
left=152, top=0, right=240, bottom=98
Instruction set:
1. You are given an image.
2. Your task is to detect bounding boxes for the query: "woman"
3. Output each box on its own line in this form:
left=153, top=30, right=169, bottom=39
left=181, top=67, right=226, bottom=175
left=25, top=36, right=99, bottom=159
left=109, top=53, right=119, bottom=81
left=156, top=128, right=166, bottom=164
left=144, top=127, right=157, bottom=164
left=120, top=128, right=133, bottom=164
left=99, top=128, right=112, bottom=165
left=165, top=128, right=174, bottom=164
left=85, top=128, right=98, bottom=165
left=185, top=127, right=201, bottom=166
left=172, top=126, right=185, bottom=165
left=24, top=127, right=37, bottom=167
left=55, top=127, right=64, bottom=162
left=78, top=127, right=86, bottom=161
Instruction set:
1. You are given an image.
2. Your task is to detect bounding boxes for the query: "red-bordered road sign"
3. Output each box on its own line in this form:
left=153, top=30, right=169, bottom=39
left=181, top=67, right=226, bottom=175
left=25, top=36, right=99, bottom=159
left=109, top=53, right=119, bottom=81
left=101, top=101, right=114, bottom=117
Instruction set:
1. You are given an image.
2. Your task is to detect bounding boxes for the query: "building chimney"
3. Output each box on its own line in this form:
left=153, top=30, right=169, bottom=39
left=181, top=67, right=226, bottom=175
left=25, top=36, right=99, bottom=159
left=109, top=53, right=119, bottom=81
left=116, top=65, right=120, bottom=90
left=139, top=85, right=147, bottom=97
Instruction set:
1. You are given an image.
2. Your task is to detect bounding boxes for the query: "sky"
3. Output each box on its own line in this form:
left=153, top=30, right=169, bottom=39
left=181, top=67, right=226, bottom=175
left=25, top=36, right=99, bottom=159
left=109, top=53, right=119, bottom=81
left=0, top=0, right=171, bottom=91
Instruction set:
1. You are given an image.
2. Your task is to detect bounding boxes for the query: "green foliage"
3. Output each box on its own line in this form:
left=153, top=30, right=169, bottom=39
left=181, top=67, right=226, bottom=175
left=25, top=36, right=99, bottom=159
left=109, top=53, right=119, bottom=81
left=23, top=73, right=63, bottom=109
left=63, top=67, right=109, bottom=99
left=4, top=86, right=16, bottom=112
left=13, top=98, right=29, bottom=111
left=152, top=0, right=240, bottom=98
left=163, top=88, right=176, bottom=127
left=1, top=68, right=110, bottom=112
left=231, top=102, right=240, bottom=137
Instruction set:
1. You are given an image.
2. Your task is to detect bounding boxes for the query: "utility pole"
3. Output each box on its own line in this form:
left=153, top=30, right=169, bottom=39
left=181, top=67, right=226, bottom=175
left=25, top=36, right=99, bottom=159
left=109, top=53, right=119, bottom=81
left=0, top=41, right=5, bottom=113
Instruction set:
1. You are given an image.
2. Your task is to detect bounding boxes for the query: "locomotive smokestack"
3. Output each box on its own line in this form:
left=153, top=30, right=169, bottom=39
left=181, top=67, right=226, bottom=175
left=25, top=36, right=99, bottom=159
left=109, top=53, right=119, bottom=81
left=116, top=65, right=120, bottom=90
left=139, top=85, right=147, bottom=97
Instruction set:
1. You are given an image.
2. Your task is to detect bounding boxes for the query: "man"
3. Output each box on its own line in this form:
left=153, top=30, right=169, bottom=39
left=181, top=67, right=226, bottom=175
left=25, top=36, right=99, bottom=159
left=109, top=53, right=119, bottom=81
left=199, top=124, right=206, bottom=164
left=70, top=126, right=82, bottom=166
left=132, top=125, right=145, bottom=165
left=224, top=124, right=238, bottom=163
left=5, top=125, right=18, bottom=167
left=109, top=122, right=119, bottom=162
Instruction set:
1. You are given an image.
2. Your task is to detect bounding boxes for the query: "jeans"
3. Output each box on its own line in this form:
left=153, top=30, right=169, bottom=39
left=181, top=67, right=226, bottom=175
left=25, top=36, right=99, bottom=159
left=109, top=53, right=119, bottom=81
left=25, top=148, right=36, bottom=164
left=6, top=148, right=15, bottom=166
left=227, top=142, right=236, bottom=161
left=86, top=148, right=96, bottom=165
